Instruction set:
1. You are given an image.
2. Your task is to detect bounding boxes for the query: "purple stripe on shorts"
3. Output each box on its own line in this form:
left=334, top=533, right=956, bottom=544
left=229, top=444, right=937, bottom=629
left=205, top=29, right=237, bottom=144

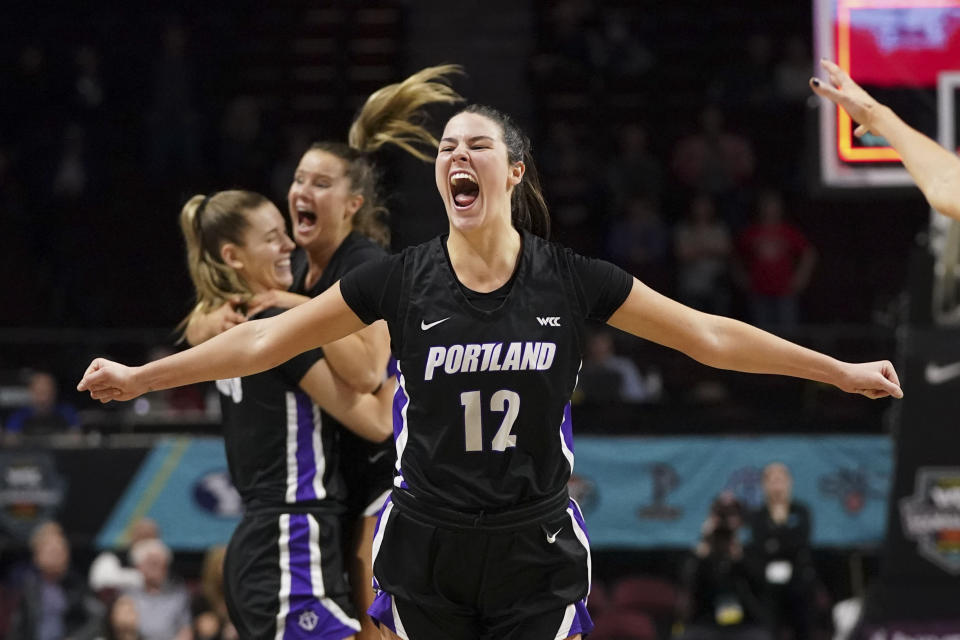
left=282, top=514, right=358, bottom=640
left=370, top=495, right=393, bottom=592
left=367, top=590, right=396, bottom=634
left=567, top=600, right=593, bottom=637
left=569, top=499, right=591, bottom=545
left=294, top=392, right=317, bottom=502
left=287, top=513, right=313, bottom=597
left=560, top=402, right=574, bottom=453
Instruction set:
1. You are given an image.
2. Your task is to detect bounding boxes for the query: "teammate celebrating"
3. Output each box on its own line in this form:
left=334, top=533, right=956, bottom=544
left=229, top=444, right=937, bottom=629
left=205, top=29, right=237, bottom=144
left=183, top=65, right=463, bottom=640
left=811, top=58, right=960, bottom=220
left=177, top=189, right=394, bottom=639
left=80, top=104, right=902, bottom=640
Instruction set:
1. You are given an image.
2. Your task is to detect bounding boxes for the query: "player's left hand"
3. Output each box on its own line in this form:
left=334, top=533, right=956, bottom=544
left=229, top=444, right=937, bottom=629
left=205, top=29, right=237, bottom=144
left=810, top=59, right=882, bottom=138
left=837, top=360, right=902, bottom=399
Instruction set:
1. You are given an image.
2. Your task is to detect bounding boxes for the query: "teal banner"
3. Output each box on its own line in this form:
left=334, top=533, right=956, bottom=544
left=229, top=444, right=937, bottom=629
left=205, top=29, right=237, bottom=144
left=570, top=435, right=892, bottom=549
left=96, top=437, right=241, bottom=551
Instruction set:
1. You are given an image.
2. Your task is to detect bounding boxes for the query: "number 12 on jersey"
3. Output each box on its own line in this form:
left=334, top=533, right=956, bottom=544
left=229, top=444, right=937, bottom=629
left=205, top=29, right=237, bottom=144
left=460, top=389, right=520, bottom=452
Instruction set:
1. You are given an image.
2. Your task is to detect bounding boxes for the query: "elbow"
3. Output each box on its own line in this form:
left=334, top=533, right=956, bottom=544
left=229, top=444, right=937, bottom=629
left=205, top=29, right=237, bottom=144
left=930, top=195, right=960, bottom=222
left=927, top=170, right=960, bottom=221
left=683, top=315, right=728, bottom=369
left=341, top=368, right=383, bottom=394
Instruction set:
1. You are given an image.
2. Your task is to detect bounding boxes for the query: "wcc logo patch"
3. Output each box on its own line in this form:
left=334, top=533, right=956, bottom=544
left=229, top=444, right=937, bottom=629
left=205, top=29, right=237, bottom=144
left=898, top=467, right=960, bottom=575
left=537, top=316, right=561, bottom=327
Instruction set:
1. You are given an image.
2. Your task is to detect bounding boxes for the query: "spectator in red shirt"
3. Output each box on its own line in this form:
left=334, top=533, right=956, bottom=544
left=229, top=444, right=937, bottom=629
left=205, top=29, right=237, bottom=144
left=736, top=190, right=816, bottom=328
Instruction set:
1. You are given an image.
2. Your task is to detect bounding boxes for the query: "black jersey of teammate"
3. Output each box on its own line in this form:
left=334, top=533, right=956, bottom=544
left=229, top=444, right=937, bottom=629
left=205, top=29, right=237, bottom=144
left=291, top=231, right=387, bottom=298
left=217, top=307, right=345, bottom=510
left=291, top=231, right=394, bottom=515
left=340, top=230, right=633, bottom=511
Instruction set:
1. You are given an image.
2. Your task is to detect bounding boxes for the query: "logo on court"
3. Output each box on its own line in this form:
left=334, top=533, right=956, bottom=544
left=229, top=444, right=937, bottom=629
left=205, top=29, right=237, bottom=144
left=0, top=452, right=66, bottom=542
left=193, top=470, right=243, bottom=517
left=537, top=316, right=561, bottom=327
left=298, top=609, right=319, bottom=631
left=899, top=467, right=960, bottom=575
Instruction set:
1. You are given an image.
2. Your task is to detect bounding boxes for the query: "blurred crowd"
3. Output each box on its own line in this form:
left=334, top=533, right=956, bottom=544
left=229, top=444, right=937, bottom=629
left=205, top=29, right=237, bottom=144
left=0, top=517, right=232, bottom=640
left=0, top=462, right=852, bottom=640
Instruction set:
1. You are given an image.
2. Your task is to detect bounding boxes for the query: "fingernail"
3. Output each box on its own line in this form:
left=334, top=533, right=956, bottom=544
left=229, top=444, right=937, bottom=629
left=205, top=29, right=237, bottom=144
left=811, top=78, right=820, bottom=87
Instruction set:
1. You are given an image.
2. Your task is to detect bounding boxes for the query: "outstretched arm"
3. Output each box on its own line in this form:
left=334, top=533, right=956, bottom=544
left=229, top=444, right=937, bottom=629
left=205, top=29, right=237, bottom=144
left=811, top=59, right=960, bottom=221
left=79, top=283, right=367, bottom=402
left=607, top=279, right=902, bottom=399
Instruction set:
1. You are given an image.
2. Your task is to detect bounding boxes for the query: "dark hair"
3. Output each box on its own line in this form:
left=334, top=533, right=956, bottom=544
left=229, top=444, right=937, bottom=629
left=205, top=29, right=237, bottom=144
left=308, top=64, right=464, bottom=247
left=457, top=104, right=551, bottom=239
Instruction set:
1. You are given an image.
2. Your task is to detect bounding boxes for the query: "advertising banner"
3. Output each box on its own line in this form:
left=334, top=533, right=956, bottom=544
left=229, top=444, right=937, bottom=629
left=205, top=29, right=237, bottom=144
left=571, top=435, right=892, bottom=549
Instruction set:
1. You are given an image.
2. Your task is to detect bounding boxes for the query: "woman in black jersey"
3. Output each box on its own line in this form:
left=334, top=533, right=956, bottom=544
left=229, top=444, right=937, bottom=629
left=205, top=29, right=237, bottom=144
left=81, top=105, right=902, bottom=640
left=185, top=66, right=463, bottom=640
left=177, top=189, right=395, bottom=640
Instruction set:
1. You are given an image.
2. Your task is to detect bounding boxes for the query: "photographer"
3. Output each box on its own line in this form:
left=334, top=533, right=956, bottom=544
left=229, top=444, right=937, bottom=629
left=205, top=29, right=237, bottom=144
left=678, top=492, right=772, bottom=640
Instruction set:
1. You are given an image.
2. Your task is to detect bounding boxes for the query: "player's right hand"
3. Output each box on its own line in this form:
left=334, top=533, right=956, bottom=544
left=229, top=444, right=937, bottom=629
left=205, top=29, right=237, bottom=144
left=77, top=358, right=144, bottom=403
left=214, top=297, right=248, bottom=333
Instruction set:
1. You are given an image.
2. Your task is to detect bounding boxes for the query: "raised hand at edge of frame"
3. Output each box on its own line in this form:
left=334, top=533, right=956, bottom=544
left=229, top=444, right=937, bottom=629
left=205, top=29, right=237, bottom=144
left=837, top=360, right=902, bottom=400
left=185, top=297, right=247, bottom=346
left=77, top=358, right=143, bottom=403
left=809, top=58, right=881, bottom=138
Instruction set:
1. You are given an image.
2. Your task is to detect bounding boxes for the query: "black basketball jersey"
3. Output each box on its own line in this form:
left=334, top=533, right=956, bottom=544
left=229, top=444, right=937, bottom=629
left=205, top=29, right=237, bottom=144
left=340, top=230, right=633, bottom=511
left=291, top=231, right=386, bottom=297
left=217, top=307, right=345, bottom=510
left=290, top=231, right=395, bottom=516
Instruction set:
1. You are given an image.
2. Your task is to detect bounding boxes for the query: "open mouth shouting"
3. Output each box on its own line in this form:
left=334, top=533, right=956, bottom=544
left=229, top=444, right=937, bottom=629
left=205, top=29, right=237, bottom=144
left=295, top=207, right=318, bottom=234
left=450, top=171, right=479, bottom=210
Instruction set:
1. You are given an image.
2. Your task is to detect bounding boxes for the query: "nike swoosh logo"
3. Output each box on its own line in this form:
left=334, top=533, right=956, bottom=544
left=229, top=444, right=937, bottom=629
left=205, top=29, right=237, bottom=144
left=925, top=361, right=960, bottom=385
left=367, top=449, right=389, bottom=464
left=420, top=317, right=450, bottom=331
left=546, top=527, right=563, bottom=544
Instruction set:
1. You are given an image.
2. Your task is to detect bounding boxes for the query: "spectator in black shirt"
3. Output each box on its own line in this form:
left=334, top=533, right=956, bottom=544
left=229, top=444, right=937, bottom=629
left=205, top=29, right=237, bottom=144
left=749, top=463, right=816, bottom=640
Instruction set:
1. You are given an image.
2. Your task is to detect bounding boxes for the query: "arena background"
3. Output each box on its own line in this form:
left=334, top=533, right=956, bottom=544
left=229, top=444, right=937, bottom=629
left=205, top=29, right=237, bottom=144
left=1, top=1, right=958, bottom=638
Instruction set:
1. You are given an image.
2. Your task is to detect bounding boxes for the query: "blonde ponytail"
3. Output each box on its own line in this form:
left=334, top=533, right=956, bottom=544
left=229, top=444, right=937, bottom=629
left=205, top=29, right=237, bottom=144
left=310, top=64, right=465, bottom=247
left=178, top=190, right=270, bottom=334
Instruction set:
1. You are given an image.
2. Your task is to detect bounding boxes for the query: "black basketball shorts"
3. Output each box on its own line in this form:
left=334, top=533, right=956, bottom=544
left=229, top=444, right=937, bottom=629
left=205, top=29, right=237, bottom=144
left=366, top=489, right=593, bottom=640
left=339, top=429, right=395, bottom=520
left=224, top=509, right=360, bottom=640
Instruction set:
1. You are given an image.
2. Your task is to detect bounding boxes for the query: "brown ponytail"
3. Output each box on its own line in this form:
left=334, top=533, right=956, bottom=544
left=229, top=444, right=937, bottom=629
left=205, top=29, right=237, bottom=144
left=178, top=190, right=270, bottom=333
left=311, top=64, right=465, bottom=247
left=458, top=104, right=551, bottom=239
